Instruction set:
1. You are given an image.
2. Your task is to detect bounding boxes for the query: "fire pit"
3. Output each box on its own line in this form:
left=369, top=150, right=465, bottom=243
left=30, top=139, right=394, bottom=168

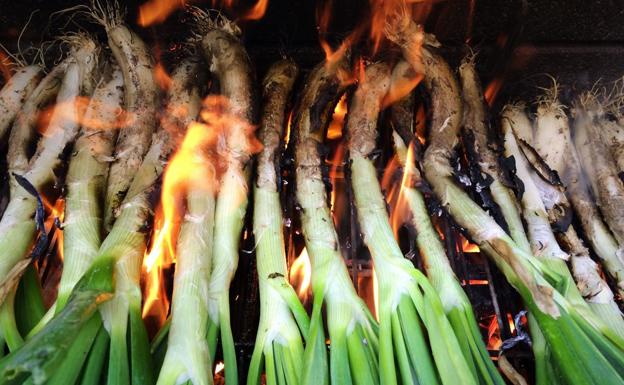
left=0, top=1, right=623, bottom=384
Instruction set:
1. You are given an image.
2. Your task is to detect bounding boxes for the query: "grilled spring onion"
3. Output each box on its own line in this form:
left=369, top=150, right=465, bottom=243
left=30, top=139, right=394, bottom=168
left=502, top=104, right=624, bottom=341
left=0, top=65, right=42, bottom=140
left=89, top=0, right=160, bottom=231
left=97, top=58, right=201, bottom=385
left=294, top=58, right=379, bottom=385
left=347, top=61, right=476, bottom=385
left=0, top=36, right=99, bottom=350
left=599, top=113, right=624, bottom=178
left=389, top=87, right=505, bottom=384
left=388, top=18, right=624, bottom=382
left=572, top=94, right=624, bottom=245
left=247, top=59, right=311, bottom=385
left=154, top=57, right=215, bottom=385
left=195, top=11, right=256, bottom=383
left=459, top=57, right=531, bottom=253
left=533, top=90, right=624, bottom=298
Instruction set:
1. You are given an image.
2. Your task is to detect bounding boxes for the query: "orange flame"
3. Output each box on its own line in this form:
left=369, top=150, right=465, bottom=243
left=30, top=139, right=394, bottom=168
left=42, top=197, right=65, bottom=262
left=327, top=94, right=347, bottom=140
left=484, top=77, right=503, bottom=107
left=154, top=62, right=173, bottom=90
left=283, top=110, right=293, bottom=148
left=138, top=0, right=186, bottom=27
left=290, top=248, right=311, bottom=303
left=459, top=235, right=480, bottom=253
left=242, top=0, right=269, bottom=20
left=486, top=315, right=502, bottom=350
left=0, top=51, right=13, bottom=83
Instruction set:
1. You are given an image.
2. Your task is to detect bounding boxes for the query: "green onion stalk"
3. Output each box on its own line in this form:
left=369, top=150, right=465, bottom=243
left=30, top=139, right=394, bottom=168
left=599, top=97, right=624, bottom=176
left=24, top=63, right=124, bottom=338
left=532, top=89, right=624, bottom=299
left=194, top=10, right=257, bottom=384
left=154, top=57, right=219, bottom=385
left=501, top=103, right=624, bottom=341
left=247, top=59, right=312, bottom=385
left=293, top=58, right=380, bottom=385
left=0, top=57, right=197, bottom=385
left=387, top=18, right=624, bottom=384
left=346, top=60, right=477, bottom=385
left=389, top=66, right=505, bottom=385
left=0, top=36, right=99, bottom=357
left=458, top=56, right=531, bottom=253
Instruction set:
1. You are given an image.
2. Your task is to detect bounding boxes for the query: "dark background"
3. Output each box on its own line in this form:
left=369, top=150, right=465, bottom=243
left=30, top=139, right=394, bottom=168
left=1, top=0, right=624, bottom=106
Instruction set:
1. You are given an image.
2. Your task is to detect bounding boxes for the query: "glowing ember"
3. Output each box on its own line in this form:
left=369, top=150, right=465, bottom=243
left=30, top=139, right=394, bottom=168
left=290, top=248, right=311, bottom=302
left=486, top=315, right=502, bottom=350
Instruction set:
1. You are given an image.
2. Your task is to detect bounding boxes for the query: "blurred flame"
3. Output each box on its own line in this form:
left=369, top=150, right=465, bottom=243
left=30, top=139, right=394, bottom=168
left=37, top=96, right=127, bottom=135
left=486, top=315, right=502, bottom=350
left=154, top=63, right=173, bottom=90
left=459, top=236, right=480, bottom=253
left=327, top=94, right=347, bottom=140
left=138, top=0, right=186, bottom=27
left=382, top=141, right=418, bottom=239
left=242, top=0, right=269, bottom=20
left=0, top=51, right=12, bottom=82
left=283, top=110, right=293, bottom=148
left=43, top=197, right=65, bottom=262
left=415, top=104, right=426, bottom=144
left=144, top=96, right=242, bottom=326
left=290, top=248, right=311, bottom=302
left=484, top=77, right=503, bottom=107
left=507, top=312, right=516, bottom=334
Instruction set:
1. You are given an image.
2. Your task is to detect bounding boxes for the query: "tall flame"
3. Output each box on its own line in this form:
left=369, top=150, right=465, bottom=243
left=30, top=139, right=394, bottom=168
left=290, top=248, right=311, bottom=303
left=327, top=94, right=347, bottom=140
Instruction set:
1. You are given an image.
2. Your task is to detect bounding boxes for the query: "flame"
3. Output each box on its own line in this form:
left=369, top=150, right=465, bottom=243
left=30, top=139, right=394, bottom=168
left=154, top=62, right=173, bottom=90
left=415, top=104, right=426, bottom=144
left=290, top=248, right=311, bottom=302
left=42, top=197, right=65, bottom=262
left=462, top=279, right=489, bottom=285
left=37, top=96, right=127, bottom=135
left=327, top=94, right=347, bottom=140
left=382, top=140, right=418, bottom=238
left=0, top=51, right=12, bottom=82
left=242, top=0, right=269, bottom=20
left=142, top=94, right=259, bottom=327
left=507, top=313, right=516, bottom=334
left=459, top=236, right=480, bottom=253
left=215, top=361, right=225, bottom=375
left=486, top=315, right=502, bottom=350
left=484, top=77, right=503, bottom=107
left=283, top=110, right=293, bottom=148
left=138, top=0, right=186, bottom=27
left=328, top=143, right=345, bottom=216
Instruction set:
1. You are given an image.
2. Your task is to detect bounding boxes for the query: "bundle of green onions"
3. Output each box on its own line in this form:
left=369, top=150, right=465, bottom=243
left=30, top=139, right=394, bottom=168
left=386, top=16, right=624, bottom=384
left=293, top=58, right=380, bottom=385
left=247, top=59, right=311, bottom=385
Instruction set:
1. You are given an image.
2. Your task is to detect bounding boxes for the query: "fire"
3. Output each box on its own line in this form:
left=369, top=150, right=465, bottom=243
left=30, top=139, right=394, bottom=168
left=0, top=51, right=12, bottom=82
left=283, top=110, right=293, bottom=148
left=484, top=77, right=503, bottom=107
left=37, top=96, right=127, bottom=135
left=214, top=361, right=225, bottom=375
left=154, top=62, right=173, bottom=90
left=328, top=143, right=344, bottom=216
left=459, top=235, right=480, bottom=253
left=289, top=248, right=311, bottom=302
left=382, top=140, right=418, bottom=239
left=486, top=315, right=502, bottom=350
left=138, top=0, right=186, bottom=27
left=242, top=0, right=269, bottom=20
left=415, top=104, right=426, bottom=144
left=42, top=197, right=65, bottom=262
left=327, top=94, right=347, bottom=140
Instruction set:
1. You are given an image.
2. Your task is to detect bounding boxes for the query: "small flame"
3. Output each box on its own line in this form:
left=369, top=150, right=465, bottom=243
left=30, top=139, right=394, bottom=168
left=415, top=104, right=426, bottom=144
left=43, top=197, right=65, bottom=262
left=154, top=63, right=173, bottom=90
left=283, top=110, right=293, bottom=148
left=459, top=236, right=480, bottom=253
left=138, top=0, right=186, bottom=27
left=242, top=0, right=269, bottom=20
left=484, top=77, right=504, bottom=107
left=507, top=313, right=516, bottom=334
left=327, top=94, right=347, bottom=140
left=0, top=51, right=13, bottom=82
left=215, top=361, right=225, bottom=375
left=486, top=315, right=502, bottom=350
left=328, top=143, right=345, bottom=217
left=290, top=248, right=311, bottom=302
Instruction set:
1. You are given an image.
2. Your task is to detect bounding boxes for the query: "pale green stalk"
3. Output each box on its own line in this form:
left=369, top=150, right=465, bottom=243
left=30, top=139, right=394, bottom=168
left=156, top=57, right=215, bottom=385
left=392, top=130, right=505, bottom=385
left=247, top=59, right=310, bottom=385
left=347, top=61, right=477, bottom=385
left=502, top=104, right=624, bottom=340
left=293, top=58, right=380, bottom=385
left=195, top=12, right=256, bottom=384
